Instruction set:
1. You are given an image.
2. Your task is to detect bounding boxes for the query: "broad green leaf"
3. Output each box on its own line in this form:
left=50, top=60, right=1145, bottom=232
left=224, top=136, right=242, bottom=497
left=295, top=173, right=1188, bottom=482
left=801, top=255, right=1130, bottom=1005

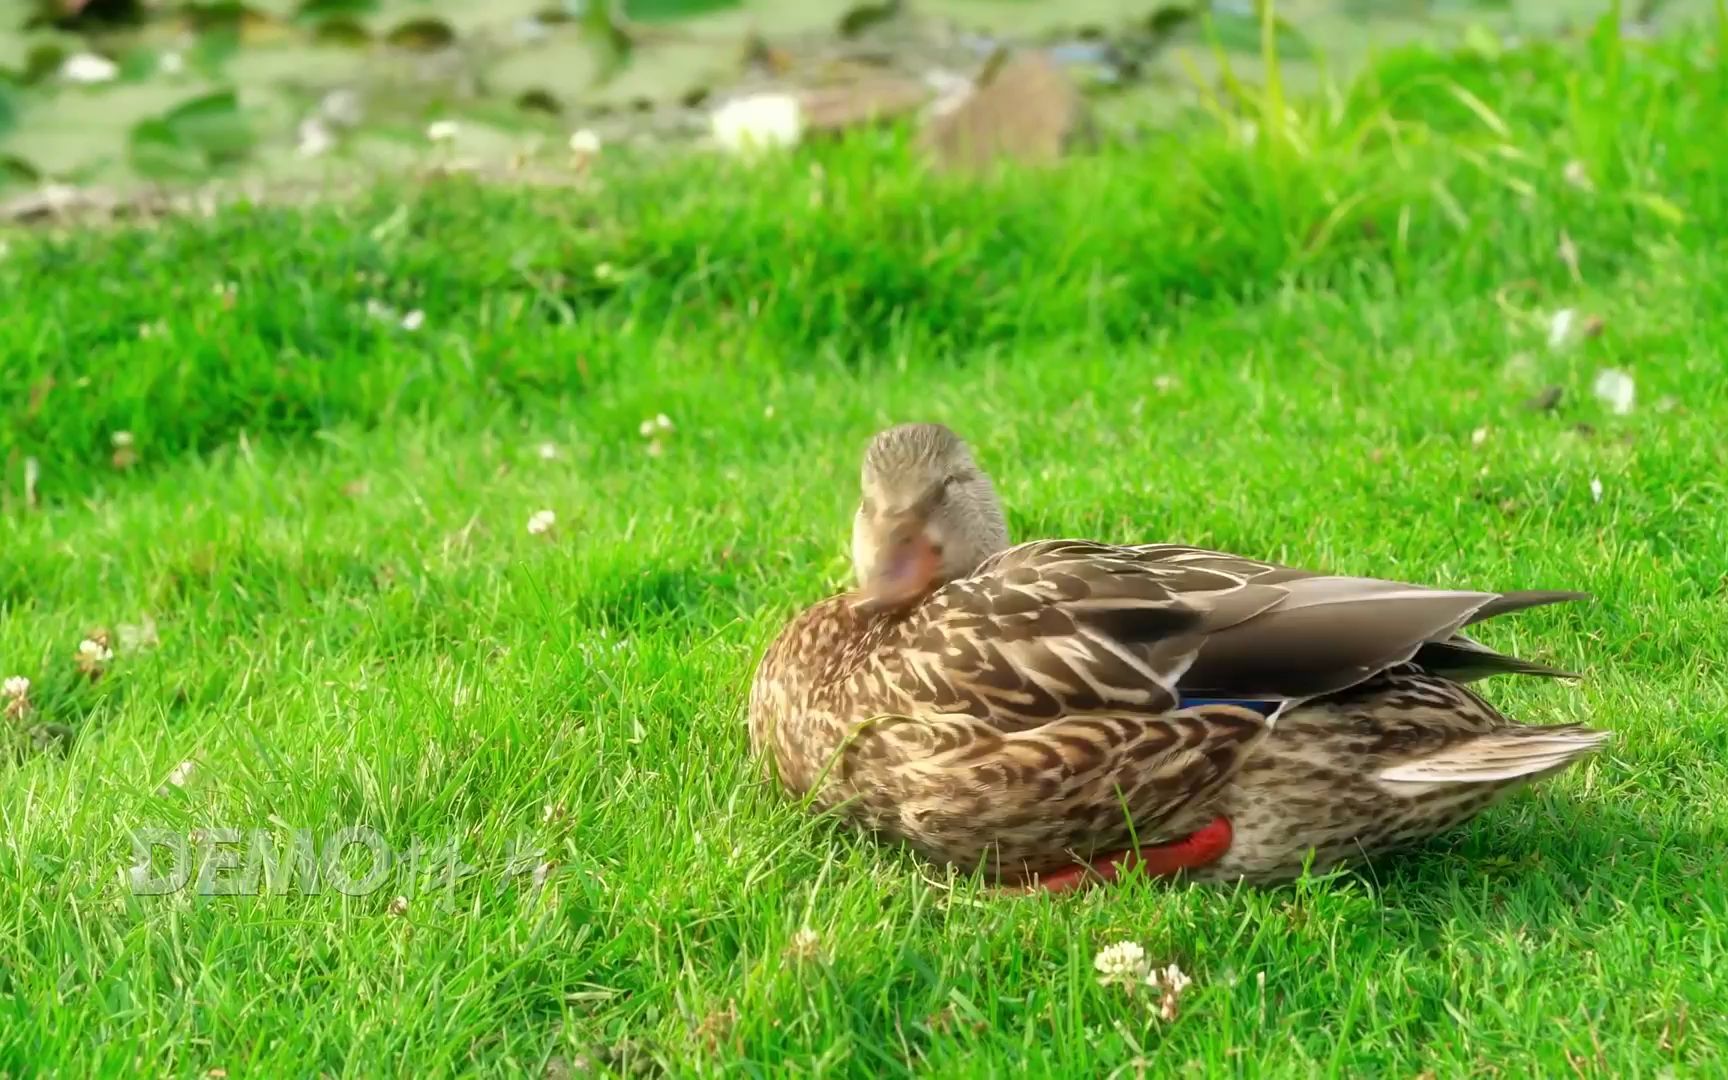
left=161, top=88, right=254, bottom=163
left=384, top=17, right=456, bottom=50
left=0, top=78, right=16, bottom=137
left=128, top=116, right=207, bottom=177
left=296, top=0, right=380, bottom=20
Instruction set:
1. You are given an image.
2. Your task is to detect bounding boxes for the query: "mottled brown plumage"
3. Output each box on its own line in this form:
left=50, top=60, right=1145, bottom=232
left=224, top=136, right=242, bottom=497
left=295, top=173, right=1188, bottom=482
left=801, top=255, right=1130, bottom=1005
left=749, top=425, right=1609, bottom=886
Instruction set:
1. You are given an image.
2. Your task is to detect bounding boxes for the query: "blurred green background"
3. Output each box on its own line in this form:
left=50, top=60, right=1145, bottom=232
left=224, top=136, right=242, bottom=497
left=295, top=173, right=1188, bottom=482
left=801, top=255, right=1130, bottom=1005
left=0, top=0, right=1709, bottom=195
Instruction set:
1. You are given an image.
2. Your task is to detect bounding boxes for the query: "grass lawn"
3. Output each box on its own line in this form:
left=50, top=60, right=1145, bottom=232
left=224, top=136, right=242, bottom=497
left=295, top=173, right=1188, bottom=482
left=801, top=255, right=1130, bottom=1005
left=3, top=17, right=1727, bottom=1077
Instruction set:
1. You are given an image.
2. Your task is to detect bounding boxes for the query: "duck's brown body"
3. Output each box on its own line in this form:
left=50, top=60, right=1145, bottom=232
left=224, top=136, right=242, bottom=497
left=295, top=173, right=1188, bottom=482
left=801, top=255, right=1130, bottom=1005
left=749, top=540, right=1607, bottom=885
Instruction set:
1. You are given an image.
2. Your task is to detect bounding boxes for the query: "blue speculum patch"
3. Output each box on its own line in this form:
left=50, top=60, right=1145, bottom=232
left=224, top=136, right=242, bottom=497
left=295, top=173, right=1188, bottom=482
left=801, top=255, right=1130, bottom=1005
left=1178, top=697, right=1281, bottom=717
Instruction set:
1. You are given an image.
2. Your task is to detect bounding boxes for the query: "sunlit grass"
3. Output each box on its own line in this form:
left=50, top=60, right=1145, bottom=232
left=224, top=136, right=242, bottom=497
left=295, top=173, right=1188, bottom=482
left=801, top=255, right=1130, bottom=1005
left=1, top=19, right=1725, bottom=1077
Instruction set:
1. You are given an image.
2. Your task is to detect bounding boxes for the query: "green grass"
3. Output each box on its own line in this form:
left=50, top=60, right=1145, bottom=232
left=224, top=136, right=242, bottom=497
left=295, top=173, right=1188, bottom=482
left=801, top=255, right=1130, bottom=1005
left=3, top=15, right=1728, bottom=1076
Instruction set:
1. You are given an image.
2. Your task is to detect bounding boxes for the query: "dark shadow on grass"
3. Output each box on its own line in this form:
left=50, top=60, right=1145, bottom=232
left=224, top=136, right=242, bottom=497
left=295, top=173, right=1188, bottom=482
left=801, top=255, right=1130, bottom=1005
left=572, top=563, right=753, bottom=634
left=1304, top=792, right=1723, bottom=928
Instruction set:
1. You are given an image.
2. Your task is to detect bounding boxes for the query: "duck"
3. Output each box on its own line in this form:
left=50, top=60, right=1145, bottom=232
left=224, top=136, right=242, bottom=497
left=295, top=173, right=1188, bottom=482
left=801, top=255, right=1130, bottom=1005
left=748, top=423, right=1609, bottom=890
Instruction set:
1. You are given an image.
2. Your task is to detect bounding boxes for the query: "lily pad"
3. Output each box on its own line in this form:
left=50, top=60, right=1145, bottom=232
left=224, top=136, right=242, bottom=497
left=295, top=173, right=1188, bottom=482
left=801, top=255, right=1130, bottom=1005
left=0, top=152, right=40, bottom=185
left=384, top=16, right=455, bottom=51
left=308, top=16, right=371, bottom=45
left=486, top=37, right=602, bottom=113
left=296, top=0, right=379, bottom=19
left=128, top=89, right=254, bottom=177
left=623, top=0, right=742, bottom=20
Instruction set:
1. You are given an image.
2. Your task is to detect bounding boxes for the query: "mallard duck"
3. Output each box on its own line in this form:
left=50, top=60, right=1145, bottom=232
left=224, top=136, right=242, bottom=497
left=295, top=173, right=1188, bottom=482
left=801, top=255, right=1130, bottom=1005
left=749, top=424, right=1609, bottom=890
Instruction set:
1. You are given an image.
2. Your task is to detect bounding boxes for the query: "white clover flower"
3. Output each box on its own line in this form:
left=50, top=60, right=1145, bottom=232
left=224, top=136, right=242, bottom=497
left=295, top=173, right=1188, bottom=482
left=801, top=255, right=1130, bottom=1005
left=388, top=895, right=410, bottom=916
left=1589, top=477, right=1604, bottom=502
left=527, top=509, right=557, bottom=536
left=78, top=639, right=113, bottom=662
left=400, top=309, right=425, bottom=332
left=568, top=129, right=602, bottom=156
left=1152, top=962, right=1192, bottom=1022
left=1592, top=368, right=1636, bottom=415
left=710, top=93, right=804, bottom=156
left=536, top=442, right=559, bottom=461
left=164, top=760, right=196, bottom=788
left=787, top=926, right=824, bottom=963
left=1156, top=963, right=1191, bottom=996
left=2, top=676, right=28, bottom=699
left=62, top=53, right=119, bottom=85
left=426, top=120, right=460, bottom=143
left=112, top=431, right=135, bottom=448
left=1093, top=941, right=1151, bottom=987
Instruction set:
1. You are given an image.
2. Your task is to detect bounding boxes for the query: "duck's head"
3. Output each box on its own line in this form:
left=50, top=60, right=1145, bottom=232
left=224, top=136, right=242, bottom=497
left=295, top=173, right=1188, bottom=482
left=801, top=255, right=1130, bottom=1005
left=851, top=423, right=1010, bottom=611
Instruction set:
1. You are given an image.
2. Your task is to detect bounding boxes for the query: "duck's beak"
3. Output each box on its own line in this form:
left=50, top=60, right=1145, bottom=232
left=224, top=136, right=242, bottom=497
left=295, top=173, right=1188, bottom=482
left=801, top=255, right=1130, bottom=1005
left=860, top=516, right=942, bottom=613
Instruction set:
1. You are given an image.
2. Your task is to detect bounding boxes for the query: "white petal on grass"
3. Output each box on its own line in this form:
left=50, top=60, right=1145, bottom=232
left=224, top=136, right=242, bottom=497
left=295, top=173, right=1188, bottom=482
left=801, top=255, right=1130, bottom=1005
left=1470, top=426, right=1489, bottom=447
left=426, top=120, right=460, bottom=143
left=1547, top=309, right=1576, bottom=349
left=62, top=53, right=119, bottom=84
left=537, top=442, right=559, bottom=461
left=527, top=509, right=557, bottom=536
left=1590, top=477, right=1604, bottom=502
left=158, top=51, right=185, bottom=76
left=1592, top=368, right=1636, bottom=415
left=710, top=93, right=804, bottom=156
left=165, top=760, right=196, bottom=788
left=1563, top=159, right=1595, bottom=192
left=568, top=129, right=602, bottom=156
left=400, top=309, right=425, bottom=332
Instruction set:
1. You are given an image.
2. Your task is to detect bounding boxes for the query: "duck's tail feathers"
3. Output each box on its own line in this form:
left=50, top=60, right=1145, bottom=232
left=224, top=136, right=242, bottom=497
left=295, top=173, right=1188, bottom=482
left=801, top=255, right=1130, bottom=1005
left=1376, top=724, right=1609, bottom=785
left=1465, top=590, right=1592, bottom=625
left=1413, top=638, right=1580, bottom=683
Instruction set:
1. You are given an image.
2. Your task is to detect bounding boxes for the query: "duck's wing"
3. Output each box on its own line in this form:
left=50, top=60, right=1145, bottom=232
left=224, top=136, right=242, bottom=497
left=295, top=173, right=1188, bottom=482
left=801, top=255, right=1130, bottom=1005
left=860, top=540, right=1244, bottom=731
left=1099, top=544, right=1587, bottom=700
